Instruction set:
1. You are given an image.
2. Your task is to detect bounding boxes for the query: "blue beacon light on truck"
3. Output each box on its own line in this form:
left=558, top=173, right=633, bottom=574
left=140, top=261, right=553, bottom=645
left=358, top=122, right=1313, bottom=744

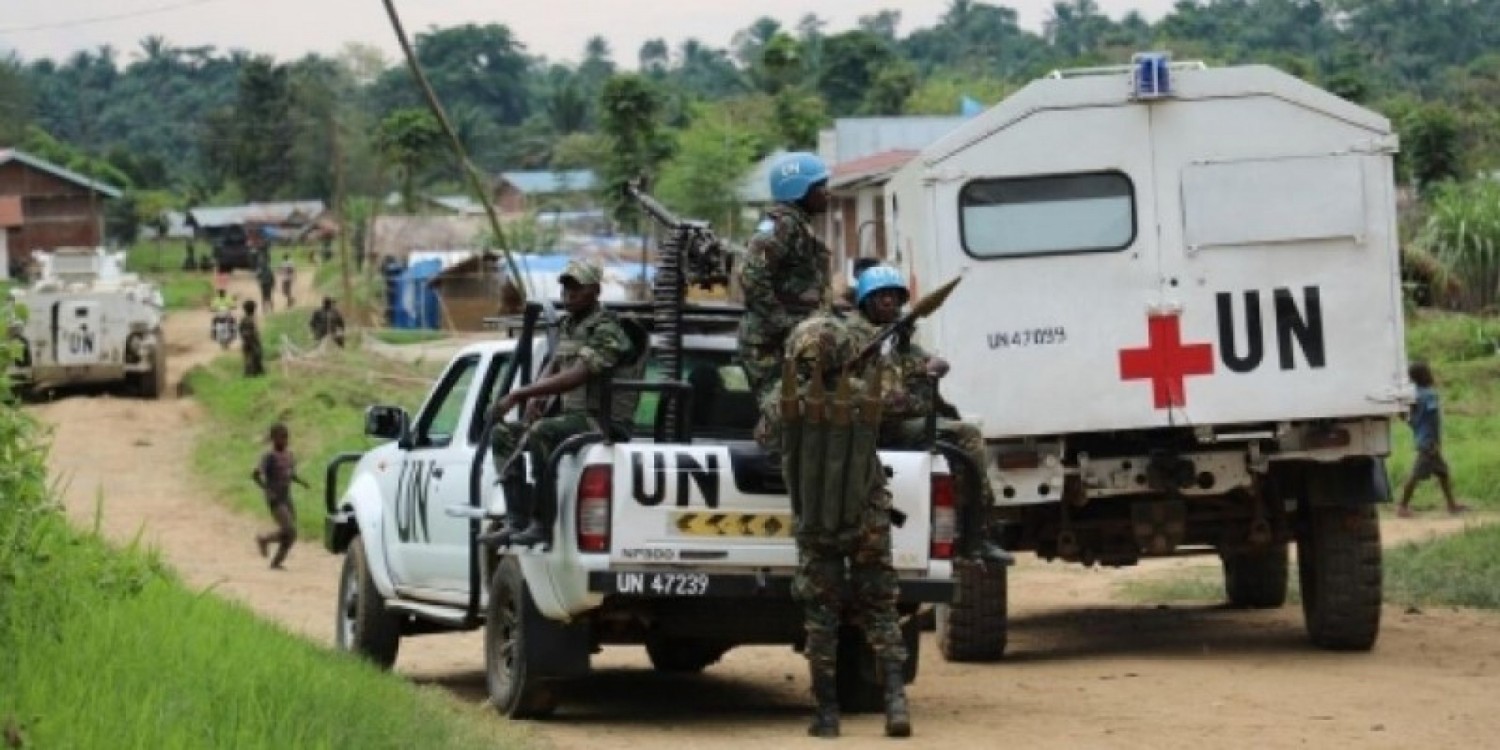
left=1132, top=52, right=1172, bottom=99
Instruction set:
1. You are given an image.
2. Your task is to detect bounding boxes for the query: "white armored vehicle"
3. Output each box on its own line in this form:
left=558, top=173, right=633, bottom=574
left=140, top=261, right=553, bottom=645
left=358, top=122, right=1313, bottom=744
left=7, top=247, right=167, bottom=399
left=887, top=55, right=1406, bottom=655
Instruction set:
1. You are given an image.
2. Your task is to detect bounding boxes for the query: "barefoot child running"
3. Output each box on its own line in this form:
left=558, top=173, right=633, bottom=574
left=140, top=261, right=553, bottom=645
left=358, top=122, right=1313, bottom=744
left=253, top=423, right=310, bottom=568
left=1396, top=362, right=1469, bottom=517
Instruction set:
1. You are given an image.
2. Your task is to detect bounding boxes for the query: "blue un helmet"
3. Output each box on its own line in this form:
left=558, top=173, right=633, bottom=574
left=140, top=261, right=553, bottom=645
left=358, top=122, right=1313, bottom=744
left=769, top=152, right=830, bottom=203
left=855, top=264, right=909, bottom=307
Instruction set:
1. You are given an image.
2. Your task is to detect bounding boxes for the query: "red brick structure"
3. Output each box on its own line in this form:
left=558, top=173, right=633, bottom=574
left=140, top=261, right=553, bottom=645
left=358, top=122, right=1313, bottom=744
left=0, top=149, right=120, bottom=279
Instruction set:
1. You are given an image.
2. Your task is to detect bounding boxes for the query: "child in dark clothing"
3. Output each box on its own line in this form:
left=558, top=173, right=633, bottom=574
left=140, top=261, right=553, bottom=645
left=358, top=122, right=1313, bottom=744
left=253, top=423, right=310, bottom=569
left=1396, top=362, right=1469, bottom=517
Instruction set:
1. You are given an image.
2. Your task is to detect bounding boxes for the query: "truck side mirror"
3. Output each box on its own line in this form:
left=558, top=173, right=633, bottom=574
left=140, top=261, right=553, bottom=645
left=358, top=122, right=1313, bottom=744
left=365, top=405, right=409, bottom=440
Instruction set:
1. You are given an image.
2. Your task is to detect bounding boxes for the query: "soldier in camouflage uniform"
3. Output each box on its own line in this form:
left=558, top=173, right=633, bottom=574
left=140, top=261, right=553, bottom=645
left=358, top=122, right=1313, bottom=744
left=850, top=265, right=1012, bottom=566
left=488, top=259, right=636, bottom=548
left=738, top=152, right=833, bottom=403
left=760, top=314, right=912, bottom=739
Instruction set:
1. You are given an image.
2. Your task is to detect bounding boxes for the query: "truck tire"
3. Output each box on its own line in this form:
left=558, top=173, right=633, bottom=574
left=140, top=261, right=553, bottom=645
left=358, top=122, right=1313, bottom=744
left=1221, top=544, right=1289, bottom=608
left=486, top=557, right=560, bottom=719
left=645, top=638, right=730, bottom=673
left=938, top=562, right=1008, bottom=662
left=1298, top=504, right=1382, bottom=651
left=335, top=536, right=402, bottom=669
left=835, top=615, right=920, bottom=714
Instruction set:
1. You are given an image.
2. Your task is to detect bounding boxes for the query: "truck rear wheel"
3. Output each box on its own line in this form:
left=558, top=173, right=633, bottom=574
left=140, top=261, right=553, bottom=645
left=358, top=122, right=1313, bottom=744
left=938, top=562, right=1008, bottom=662
left=645, top=638, right=730, bottom=673
left=834, top=615, right=920, bottom=714
left=335, top=536, right=402, bottom=668
left=486, top=557, right=560, bottom=719
left=1299, top=504, right=1382, bottom=651
left=1221, top=544, right=1289, bottom=608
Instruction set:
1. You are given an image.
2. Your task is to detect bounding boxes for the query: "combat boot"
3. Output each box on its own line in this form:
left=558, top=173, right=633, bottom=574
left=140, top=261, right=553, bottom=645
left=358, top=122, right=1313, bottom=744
left=508, top=520, right=552, bottom=550
left=968, top=539, right=1016, bottom=567
left=807, top=667, right=840, bottom=738
left=883, top=657, right=911, bottom=738
left=481, top=472, right=532, bottom=548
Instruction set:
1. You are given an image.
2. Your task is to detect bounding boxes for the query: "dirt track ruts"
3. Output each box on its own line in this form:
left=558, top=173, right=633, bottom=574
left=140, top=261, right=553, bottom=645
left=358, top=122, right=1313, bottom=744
left=34, top=279, right=1500, bottom=749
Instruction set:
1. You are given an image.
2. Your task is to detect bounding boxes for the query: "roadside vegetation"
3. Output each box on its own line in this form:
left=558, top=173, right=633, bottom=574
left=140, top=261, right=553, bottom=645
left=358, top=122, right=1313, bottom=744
left=124, top=238, right=214, bottom=311
left=185, top=307, right=436, bottom=537
left=0, top=309, right=520, bottom=750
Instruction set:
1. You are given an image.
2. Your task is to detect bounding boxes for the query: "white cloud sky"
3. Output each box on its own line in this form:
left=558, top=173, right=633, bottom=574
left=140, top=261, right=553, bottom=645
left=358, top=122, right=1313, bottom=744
left=0, top=0, right=1178, bottom=66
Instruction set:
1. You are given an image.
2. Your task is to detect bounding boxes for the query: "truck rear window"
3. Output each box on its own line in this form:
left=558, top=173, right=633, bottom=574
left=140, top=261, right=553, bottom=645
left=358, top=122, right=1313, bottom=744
left=959, top=171, right=1135, bottom=258
left=634, top=352, right=759, bottom=440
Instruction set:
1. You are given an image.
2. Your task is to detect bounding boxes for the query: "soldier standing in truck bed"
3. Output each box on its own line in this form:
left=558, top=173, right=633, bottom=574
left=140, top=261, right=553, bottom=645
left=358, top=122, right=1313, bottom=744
left=737, top=152, right=833, bottom=403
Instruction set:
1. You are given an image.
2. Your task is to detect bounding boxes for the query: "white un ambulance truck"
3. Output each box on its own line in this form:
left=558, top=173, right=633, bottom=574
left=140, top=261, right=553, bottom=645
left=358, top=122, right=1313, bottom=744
left=886, top=55, right=1405, bottom=658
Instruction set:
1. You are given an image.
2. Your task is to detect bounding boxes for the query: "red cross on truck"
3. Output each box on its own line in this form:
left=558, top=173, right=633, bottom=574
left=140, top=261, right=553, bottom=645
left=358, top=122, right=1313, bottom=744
left=1118, top=313, right=1215, bottom=409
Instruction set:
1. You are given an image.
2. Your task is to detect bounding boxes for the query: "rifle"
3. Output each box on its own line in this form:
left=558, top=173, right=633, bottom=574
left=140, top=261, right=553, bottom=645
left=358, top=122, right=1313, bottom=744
left=849, top=274, right=965, bottom=370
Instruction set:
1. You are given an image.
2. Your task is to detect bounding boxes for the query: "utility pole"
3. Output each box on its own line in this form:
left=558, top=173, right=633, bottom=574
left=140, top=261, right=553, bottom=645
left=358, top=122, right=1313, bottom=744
left=331, top=114, right=353, bottom=320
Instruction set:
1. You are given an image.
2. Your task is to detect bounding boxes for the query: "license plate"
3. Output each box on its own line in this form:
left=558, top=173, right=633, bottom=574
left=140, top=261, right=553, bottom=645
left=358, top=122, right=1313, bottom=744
left=613, top=572, right=710, bottom=597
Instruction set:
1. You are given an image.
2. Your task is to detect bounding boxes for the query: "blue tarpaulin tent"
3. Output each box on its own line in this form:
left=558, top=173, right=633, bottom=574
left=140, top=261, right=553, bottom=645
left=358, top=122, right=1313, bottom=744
left=391, top=257, right=444, bottom=329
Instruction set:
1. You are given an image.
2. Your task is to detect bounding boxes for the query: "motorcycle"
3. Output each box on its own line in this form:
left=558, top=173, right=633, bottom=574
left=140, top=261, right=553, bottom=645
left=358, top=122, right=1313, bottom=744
left=211, top=312, right=237, bottom=350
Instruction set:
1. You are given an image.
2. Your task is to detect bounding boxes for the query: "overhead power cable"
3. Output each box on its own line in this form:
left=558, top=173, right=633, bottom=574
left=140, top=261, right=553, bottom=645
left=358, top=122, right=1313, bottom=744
left=0, top=0, right=229, bottom=34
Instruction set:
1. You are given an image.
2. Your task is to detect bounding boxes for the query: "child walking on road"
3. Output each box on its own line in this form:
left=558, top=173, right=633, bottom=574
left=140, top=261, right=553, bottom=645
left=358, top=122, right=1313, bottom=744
left=253, top=423, right=310, bottom=569
left=1396, top=362, right=1469, bottom=517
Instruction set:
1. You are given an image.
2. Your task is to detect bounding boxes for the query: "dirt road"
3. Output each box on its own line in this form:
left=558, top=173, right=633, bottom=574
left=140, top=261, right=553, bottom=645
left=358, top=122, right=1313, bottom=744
left=34, top=286, right=1500, bottom=749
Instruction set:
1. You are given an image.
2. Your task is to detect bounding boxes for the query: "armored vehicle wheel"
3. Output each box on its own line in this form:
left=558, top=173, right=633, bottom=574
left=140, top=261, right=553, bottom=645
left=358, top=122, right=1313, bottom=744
left=1299, top=503, right=1381, bottom=651
left=938, top=562, right=1008, bottom=662
left=486, top=557, right=560, bottom=719
left=134, top=330, right=167, bottom=400
left=335, top=536, right=402, bottom=668
left=645, top=637, right=730, bottom=673
left=1221, top=544, right=1289, bottom=608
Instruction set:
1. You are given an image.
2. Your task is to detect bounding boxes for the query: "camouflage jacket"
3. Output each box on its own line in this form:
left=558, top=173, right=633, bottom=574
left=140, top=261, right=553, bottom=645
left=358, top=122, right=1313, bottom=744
left=846, top=315, right=936, bottom=421
left=555, top=306, right=636, bottom=418
left=737, top=203, right=831, bottom=351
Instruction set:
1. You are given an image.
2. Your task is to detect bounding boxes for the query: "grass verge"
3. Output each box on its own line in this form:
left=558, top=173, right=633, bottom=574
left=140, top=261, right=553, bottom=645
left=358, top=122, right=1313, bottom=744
left=186, top=314, right=437, bottom=538
left=1386, top=522, right=1500, bottom=609
left=2, top=310, right=524, bottom=749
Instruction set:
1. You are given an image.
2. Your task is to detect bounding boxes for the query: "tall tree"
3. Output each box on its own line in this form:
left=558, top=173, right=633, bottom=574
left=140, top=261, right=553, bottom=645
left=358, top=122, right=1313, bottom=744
left=374, top=108, right=445, bottom=211
left=228, top=57, right=295, bottom=200
left=816, top=30, right=896, bottom=116
left=597, top=74, right=673, bottom=226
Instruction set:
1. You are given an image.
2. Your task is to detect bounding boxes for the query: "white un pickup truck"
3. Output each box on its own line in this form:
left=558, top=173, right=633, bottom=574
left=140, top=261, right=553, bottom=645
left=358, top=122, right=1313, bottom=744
left=886, top=54, right=1407, bottom=658
left=324, top=302, right=957, bottom=718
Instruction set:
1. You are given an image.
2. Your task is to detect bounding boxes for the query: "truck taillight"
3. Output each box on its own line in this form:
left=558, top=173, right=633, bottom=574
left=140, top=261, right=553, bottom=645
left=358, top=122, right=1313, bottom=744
left=576, top=465, right=612, bottom=553
left=931, top=473, right=956, bottom=560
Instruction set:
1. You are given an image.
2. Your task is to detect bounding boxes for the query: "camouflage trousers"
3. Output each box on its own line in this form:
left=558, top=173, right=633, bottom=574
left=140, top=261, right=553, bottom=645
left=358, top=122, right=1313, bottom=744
left=490, top=412, right=595, bottom=477
left=793, top=501, right=907, bottom=680
left=881, top=417, right=996, bottom=505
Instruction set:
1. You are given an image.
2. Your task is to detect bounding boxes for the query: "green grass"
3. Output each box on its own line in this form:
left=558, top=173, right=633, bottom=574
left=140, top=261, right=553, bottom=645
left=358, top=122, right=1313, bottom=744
left=2, top=516, right=521, bottom=750
left=187, top=315, right=437, bottom=537
left=1386, top=523, right=1500, bottom=609
left=2, top=308, right=524, bottom=750
left=1115, top=562, right=1305, bottom=605
left=371, top=328, right=448, bottom=345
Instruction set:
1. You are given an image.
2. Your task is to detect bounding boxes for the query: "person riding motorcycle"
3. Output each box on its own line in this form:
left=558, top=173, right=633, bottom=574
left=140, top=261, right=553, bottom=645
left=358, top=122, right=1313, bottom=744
left=210, top=289, right=237, bottom=347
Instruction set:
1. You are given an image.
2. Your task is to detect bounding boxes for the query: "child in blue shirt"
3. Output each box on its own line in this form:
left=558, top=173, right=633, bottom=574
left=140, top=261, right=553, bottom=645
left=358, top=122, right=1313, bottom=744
left=1396, top=362, right=1468, bottom=517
